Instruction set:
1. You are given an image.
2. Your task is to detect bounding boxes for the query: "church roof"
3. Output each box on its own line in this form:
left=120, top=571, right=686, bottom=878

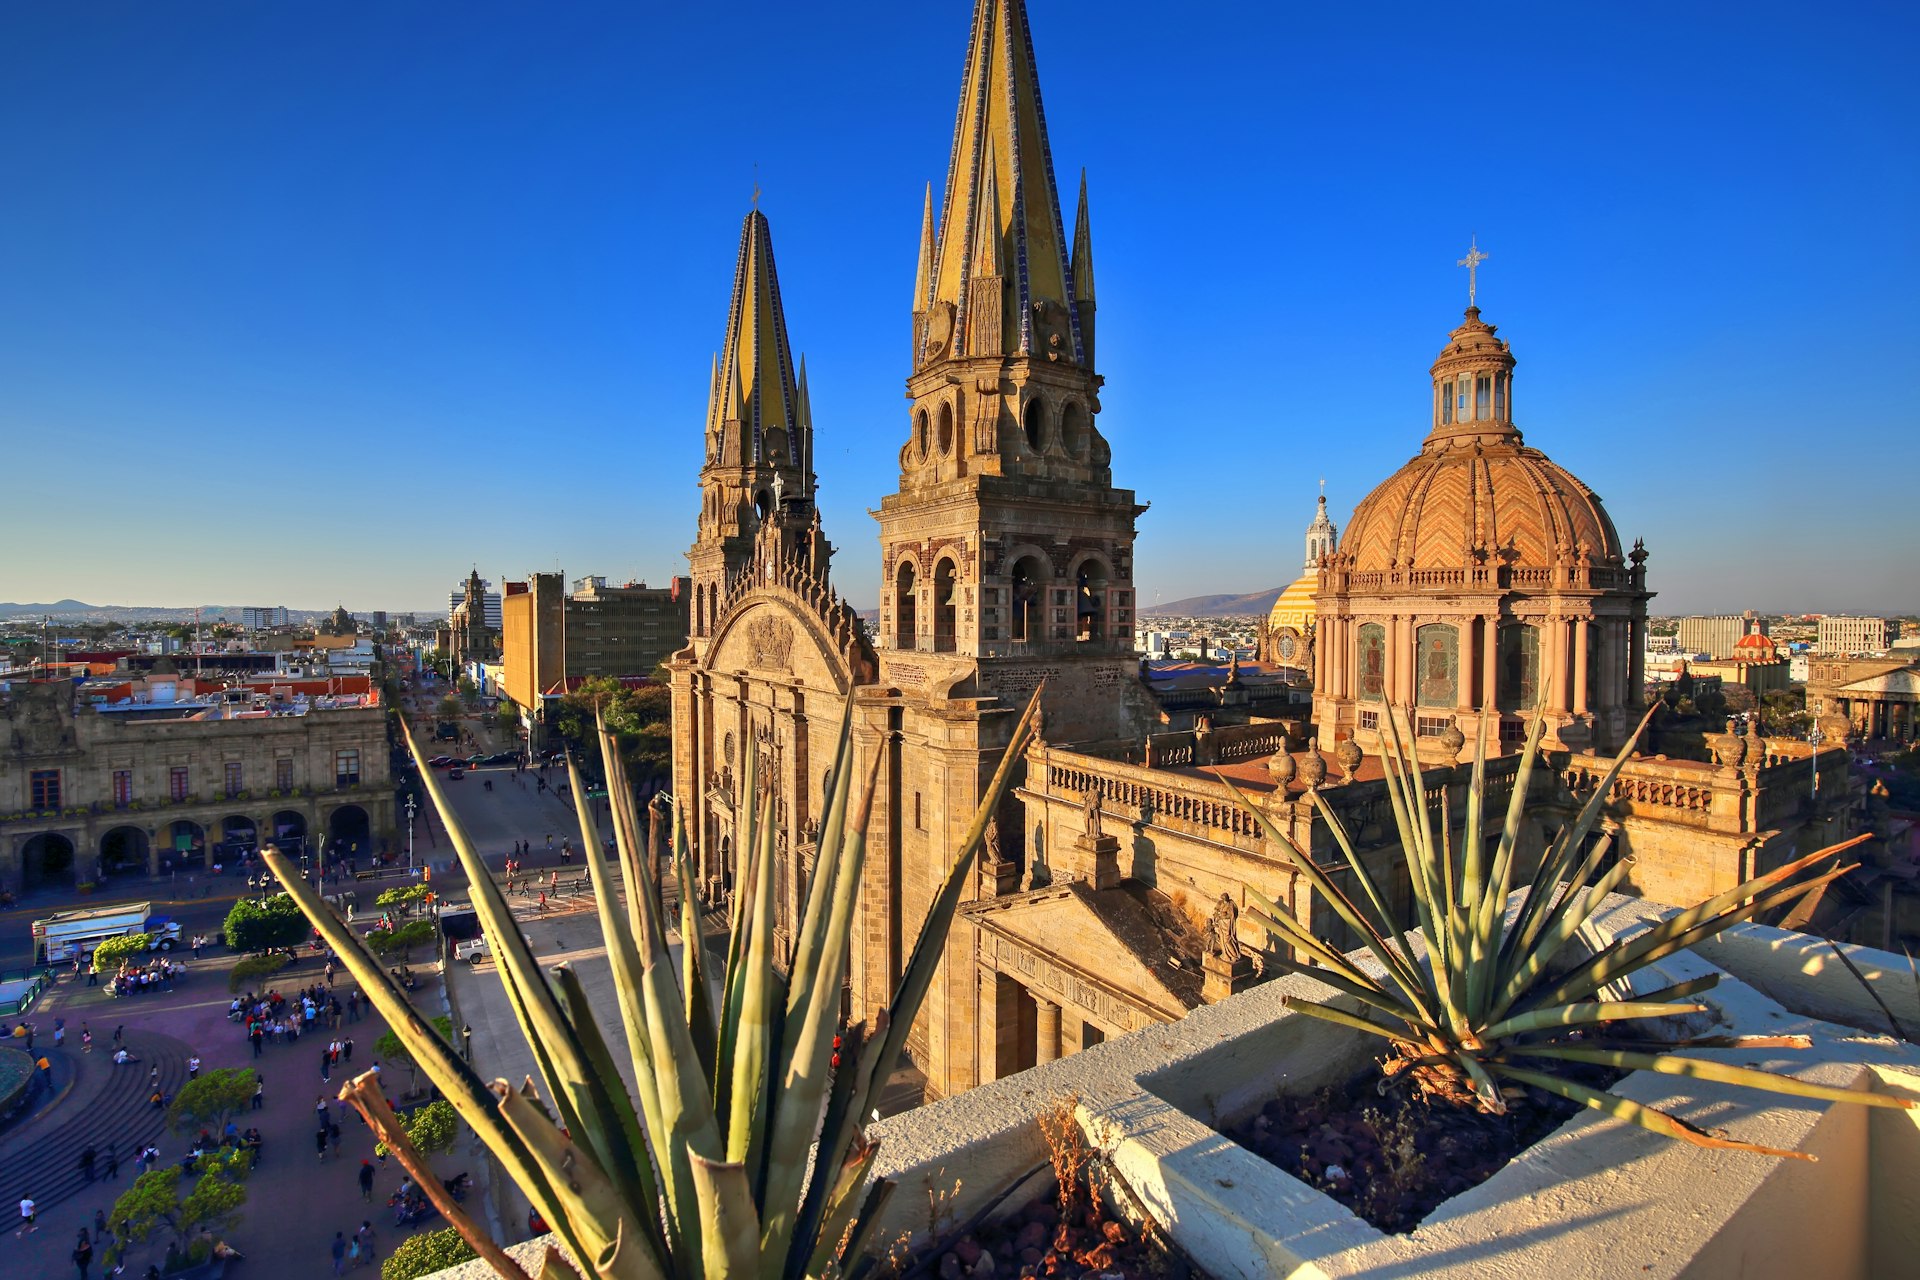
left=922, top=0, right=1086, bottom=362
left=1733, top=631, right=1782, bottom=661
left=962, top=880, right=1204, bottom=1020
left=1839, top=667, right=1920, bottom=696
left=1266, top=572, right=1318, bottom=632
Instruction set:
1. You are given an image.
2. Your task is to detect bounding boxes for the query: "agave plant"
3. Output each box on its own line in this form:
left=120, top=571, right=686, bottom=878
left=1221, top=701, right=1914, bottom=1158
left=262, top=687, right=1042, bottom=1278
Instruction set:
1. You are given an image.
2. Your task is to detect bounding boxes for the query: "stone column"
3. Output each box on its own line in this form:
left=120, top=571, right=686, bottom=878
left=1482, top=617, right=1500, bottom=717
left=1457, top=618, right=1477, bottom=713
left=1036, top=997, right=1062, bottom=1064
left=1547, top=617, right=1569, bottom=713
left=1573, top=618, right=1590, bottom=715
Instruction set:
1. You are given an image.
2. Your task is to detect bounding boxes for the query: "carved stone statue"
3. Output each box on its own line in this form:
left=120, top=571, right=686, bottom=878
left=1207, top=893, right=1242, bottom=963
left=985, top=816, right=1003, bottom=863
left=1082, top=784, right=1103, bottom=842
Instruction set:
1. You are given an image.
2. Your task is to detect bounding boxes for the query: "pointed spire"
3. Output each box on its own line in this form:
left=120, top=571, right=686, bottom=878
left=715, top=209, right=802, bottom=466
left=796, top=354, right=814, bottom=496
left=705, top=352, right=722, bottom=437
left=1070, top=168, right=1095, bottom=304
left=914, top=183, right=936, bottom=313
left=928, top=0, right=1084, bottom=363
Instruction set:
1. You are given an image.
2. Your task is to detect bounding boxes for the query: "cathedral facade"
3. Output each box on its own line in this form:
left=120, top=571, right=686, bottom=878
left=669, top=0, right=1154, bottom=1099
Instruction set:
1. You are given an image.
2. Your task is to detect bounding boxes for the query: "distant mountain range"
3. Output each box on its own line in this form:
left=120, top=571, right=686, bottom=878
left=1140, top=588, right=1285, bottom=618
left=0, top=601, right=393, bottom=624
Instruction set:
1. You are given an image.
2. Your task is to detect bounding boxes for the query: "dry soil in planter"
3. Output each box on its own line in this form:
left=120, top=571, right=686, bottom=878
left=1227, top=1059, right=1627, bottom=1234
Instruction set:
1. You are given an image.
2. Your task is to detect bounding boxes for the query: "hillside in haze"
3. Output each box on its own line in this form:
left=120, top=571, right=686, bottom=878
left=0, top=601, right=395, bottom=624
left=1141, top=588, right=1285, bottom=617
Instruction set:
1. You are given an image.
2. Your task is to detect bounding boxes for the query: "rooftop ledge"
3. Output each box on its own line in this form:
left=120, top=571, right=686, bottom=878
left=433, top=902, right=1920, bottom=1280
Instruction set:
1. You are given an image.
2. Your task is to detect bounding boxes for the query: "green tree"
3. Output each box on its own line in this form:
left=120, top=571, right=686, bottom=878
left=456, top=675, right=478, bottom=705
left=167, top=1068, right=257, bottom=1135
left=376, top=1098, right=458, bottom=1159
left=227, top=953, right=290, bottom=994
left=222, top=894, right=308, bottom=953
left=436, top=695, right=462, bottom=722
left=369, top=919, right=435, bottom=958
left=380, top=1226, right=476, bottom=1280
left=377, top=1014, right=454, bottom=1096
left=107, top=1148, right=250, bottom=1269
left=374, top=883, right=430, bottom=914
left=493, top=702, right=519, bottom=736
left=90, top=932, right=152, bottom=973
left=553, top=677, right=673, bottom=788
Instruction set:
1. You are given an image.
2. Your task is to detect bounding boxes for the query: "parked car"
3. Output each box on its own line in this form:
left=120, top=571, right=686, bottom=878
left=454, top=936, right=490, bottom=966
left=466, top=754, right=488, bottom=766
left=428, top=757, right=458, bottom=769
left=447, top=768, right=466, bottom=781
left=484, top=752, right=517, bottom=765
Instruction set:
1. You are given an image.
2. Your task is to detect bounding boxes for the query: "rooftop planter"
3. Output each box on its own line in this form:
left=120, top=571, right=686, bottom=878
left=1090, top=905, right=1920, bottom=1280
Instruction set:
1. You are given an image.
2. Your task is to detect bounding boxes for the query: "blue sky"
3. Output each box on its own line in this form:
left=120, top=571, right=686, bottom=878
left=1, top=2, right=1914, bottom=615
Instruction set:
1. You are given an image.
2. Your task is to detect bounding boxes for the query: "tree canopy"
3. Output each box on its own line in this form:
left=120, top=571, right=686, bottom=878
left=222, top=894, right=308, bottom=953
left=380, top=1226, right=476, bottom=1280
left=553, top=676, right=672, bottom=786
left=107, top=1148, right=250, bottom=1265
left=90, top=932, right=152, bottom=973
left=168, top=1068, right=257, bottom=1135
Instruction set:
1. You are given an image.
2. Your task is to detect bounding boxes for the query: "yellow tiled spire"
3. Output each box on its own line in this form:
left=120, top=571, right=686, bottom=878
left=929, top=0, right=1085, bottom=364
left=914, top=182, right=936, bottom=312
left=714, top=209, right=807, bottom=489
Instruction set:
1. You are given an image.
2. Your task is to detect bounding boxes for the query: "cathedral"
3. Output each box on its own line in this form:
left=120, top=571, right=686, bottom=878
left=671, top=0, right=1868, bottom=1097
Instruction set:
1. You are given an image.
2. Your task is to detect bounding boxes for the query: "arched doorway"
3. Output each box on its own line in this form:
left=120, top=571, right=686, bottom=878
left=21, top=833, right=77, bottom=892
left=933, top=559, right=958, bottom=652
left=220, top=815, right=258, bottom=861
left=100, top=826, right=150, bottom=879
left=1010, top=555, right=1047, bottom=643
left=270, top=810, right=307, bottom=855
left=165, top=820, right=206, bottom=872
left=327, top=805, right=371, bottom=865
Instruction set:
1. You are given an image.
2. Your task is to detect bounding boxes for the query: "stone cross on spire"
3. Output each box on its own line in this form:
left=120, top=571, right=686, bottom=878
left=1457, top=236, right=1489, bottom=307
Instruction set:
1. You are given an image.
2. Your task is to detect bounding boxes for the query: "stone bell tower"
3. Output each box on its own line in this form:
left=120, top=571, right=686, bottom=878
left=686, top=207, right=832, bottom=655
left=876, top=0, right=1147, bottom=744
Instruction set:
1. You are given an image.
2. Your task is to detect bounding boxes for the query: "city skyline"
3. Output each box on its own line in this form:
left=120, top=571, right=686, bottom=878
left=1, top=2, right=1915, bottom=614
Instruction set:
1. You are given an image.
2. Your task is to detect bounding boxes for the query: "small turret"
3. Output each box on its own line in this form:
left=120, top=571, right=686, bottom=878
left=1071, top=169, right=1096, bottom=366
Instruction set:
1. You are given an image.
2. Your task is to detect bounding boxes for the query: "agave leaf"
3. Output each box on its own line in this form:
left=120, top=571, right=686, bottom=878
left=1460, top=706, right=1493, bottom=1020
left=825, top=1175, right=897, bottom=1280
left=671, top=799, right=718, bottom=1086
left=802, top=1142, right=885, bottom=1280
left=781, top=703, right=857, bottom=1035
left=496, top=1081, right=661, bottom=1277
left=687, top=1151, right=759, bottom=1280
left=759, top=757, right=880, bottom=1271
left=1245, top=894, right=1392, bottom=992
left=406, top=722, right=618, bottom=1175
left=785, top=1020, right=869, bottom=1280
left=855, top=686, right=1044, bottom=1127
left=1625, top=973, right=1722, bottom=1005
left=1532, top=851, right=1862, bottom=1010
left=1489, top=851, right=1637, bottom=1020
left=1280, top=994, right=1413, bottom=1043
left=727, top=792, right=779, bottom=1166
left=1510, top=1045, right=1919, bottom=1110
left=1487, top=1062, right=1813, bottom=1160
left=1480, top=1001, right=1707, bottom=1042
left=1262, top=954, right=1430, bottom=1028
left=552, top=964, right=667, bottom=1261
left=1225, top=774, right=1437, bottom=1023
left=1376, top=711, right=1450, bottom=1002
left=1304, top=790, right=1434, bottom=1012
left=539, top=1247, right=586, bottom=1280
left=1476, top=699, right=1550, bottom=981
left=716, top=740, right=762, bottom=1103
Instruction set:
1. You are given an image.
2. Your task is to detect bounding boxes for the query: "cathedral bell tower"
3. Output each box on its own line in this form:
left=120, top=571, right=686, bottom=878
left=878, top=0, right=1146, bottom=739
left=686, top=208, right=832, bottom=652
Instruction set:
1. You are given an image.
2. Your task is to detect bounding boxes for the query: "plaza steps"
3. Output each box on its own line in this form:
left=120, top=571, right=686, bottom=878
left=0, top=1029, right=194, bottom=1212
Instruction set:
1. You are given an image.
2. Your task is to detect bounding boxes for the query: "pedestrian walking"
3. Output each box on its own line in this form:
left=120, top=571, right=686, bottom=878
left=104, top=1144, right=118, bottom=1180
left=17, top=1196, right=37, bottom=1236
left=355, top=1221, right=377, bottom=1268
left=358, top=1159, right=374, bottom=1201
left=329, top=1122, right=342, bottom=1157
left=187, top=1055, right=201, bottom=1080
left=342, top=1036, right=354, bottom=1063
left=331, top=1231, right=347, bottom=1276
left=92, top=1210, right=105, bottom=1240
left=73, top=1229, right=94, bottom=1280
left=316, top=1128, right=329, bottom=1162
left=81, top=1026, right=92, bottom=1054
left=321, top=1047, right=332, bottom=1083
left=112, top=1026, right=123, bottom=1049
left=252, top=1079, right=264, bottom=1111
left=79, top=1145, right=96, bottom=1183
left=54, top=1018, right=65, bottom=1048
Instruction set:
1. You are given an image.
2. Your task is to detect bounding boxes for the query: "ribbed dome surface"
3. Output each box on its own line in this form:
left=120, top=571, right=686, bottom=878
left=1266, top=573, right=1318, bottom=631
left=1341, top=437, right=1622, bottom=574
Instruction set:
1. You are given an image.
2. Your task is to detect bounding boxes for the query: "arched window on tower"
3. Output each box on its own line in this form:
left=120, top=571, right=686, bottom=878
left=894, top=561, right=918, bottom=651
left=1022, top=397, right=1047, bottom=454
left=915, top=408, right=929, bottom=460
left=1060, top=401, right=1088, bottom=460
left=1075, top=559, right=1108, bottom=642
left=1475, top=375, right=1491, bottom=420
left=1010, top=555, right=1046, bottom=643
left=933, top=559, right=958, bottom=652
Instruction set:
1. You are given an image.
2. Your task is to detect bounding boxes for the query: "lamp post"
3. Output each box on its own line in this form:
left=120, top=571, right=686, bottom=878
left=460, top=1023, right=472, bottom=1063
left=405, top=796, right=417, bottom=874
left=1807, top=723, right=1824, bottom=802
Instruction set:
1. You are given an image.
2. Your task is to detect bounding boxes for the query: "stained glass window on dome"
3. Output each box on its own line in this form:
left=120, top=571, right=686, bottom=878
left=1358, top=623, right=1386, bottom=703
left=1416, top=624, right=1458, bottom=707
left=1498, top=624, right=1541, bottom=712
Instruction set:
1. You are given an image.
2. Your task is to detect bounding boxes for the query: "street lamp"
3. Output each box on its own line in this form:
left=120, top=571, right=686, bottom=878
left=461, top=1023, right=472, bottom=1063
left=1808, top=722, right=1825, bottom=802
left=405, top=796, right=418, bottom=874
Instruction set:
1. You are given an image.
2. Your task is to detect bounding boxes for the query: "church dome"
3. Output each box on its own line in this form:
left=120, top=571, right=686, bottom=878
left=1339, top=308, right=1622, bottom=576
left=1267, top=572, right=1318, bottom=633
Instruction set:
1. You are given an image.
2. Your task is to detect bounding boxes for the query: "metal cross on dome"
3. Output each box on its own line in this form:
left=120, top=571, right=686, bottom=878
left=1457, top=237, right=1489, bottom=307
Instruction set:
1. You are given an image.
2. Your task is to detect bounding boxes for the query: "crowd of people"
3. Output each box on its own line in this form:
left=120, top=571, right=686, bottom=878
left=102, top=958, right=187, bottom=999
left=233, top=981, right=368, bottom=1057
